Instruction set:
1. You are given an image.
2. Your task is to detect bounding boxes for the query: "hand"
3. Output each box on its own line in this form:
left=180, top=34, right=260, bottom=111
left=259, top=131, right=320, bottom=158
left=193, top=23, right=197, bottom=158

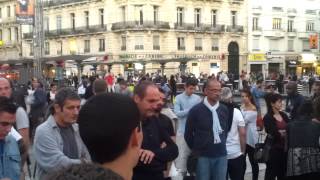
left=139, top=149, right=155, bottom=164
left=160, top=142, right=167, bottom=148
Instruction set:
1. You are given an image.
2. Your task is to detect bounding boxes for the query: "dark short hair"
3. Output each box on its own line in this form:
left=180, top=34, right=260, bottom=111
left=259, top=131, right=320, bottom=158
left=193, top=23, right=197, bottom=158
left=54, top=88, right=80, bottom=109
left=186, top=77, right=198, bottom=87
left=133, top=80, right=156, bottom=98
left=298, top=99, right=313, bottom=117
left=45, top=163, right=114, bottom=180
left=204, top=78, right=220, bottom=89
left=92, top=79, right=107, bottom=94
left=78, top=93, right=141, bottom=164
left=264, top=93, right=282, bottom=115
left=0, top=96, right=17, bottom=114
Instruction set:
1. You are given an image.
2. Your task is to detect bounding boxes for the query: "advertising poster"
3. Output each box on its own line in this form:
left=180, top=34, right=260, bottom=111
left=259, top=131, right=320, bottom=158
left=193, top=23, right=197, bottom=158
left=16, top=0, right=34, bottom=24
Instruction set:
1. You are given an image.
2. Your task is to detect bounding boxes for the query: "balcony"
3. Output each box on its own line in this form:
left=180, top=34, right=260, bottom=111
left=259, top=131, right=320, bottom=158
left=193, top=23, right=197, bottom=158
left=287, top=8, right=297, bottom=17
left=153, top=45, right=160, bottom=50
left=229, top=0, right=243, bottom=5
left=226, top=25, right=244, bottom=33
left=23, top=32, right=33, bottom=39
left=43, top=0, right=92, bottom=7
left=252, top=27, right=262, bottom=36
left=252, top=6, right=262, bottom=15
left=264, top=29, right=285, bottom=38
left=174, top=23, right=225, bottom=33
left=298, top=32, right=314, bottom=39
left=287, top=29, right=297, bottom=37
left=111, top=21, right=170, bottom=31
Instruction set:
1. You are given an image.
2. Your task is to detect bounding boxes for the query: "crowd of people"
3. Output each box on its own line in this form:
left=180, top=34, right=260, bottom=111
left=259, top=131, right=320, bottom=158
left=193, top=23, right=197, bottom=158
left=0, top=71, right=319, bottom=180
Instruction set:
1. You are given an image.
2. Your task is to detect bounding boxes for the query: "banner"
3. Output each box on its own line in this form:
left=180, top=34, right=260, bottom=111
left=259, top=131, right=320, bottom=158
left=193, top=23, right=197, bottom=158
left=248, top=54, right=266, bottom=61
left=309, top=34, right=318, bottom=49
left=16, top=0, right=34, bottom=24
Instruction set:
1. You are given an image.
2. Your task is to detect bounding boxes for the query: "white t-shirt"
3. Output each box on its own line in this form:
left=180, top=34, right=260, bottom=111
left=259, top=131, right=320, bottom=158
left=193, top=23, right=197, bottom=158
left=9, top=127, right=22, bottom=141
left=16, top=107, right=29, bottom=130
left=226, top=108, right=245, bottom=159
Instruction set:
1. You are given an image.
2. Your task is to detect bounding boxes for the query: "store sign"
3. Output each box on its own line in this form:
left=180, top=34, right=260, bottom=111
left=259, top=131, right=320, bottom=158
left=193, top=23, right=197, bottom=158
left=16, top=0, right=34, bottom=25
left=118, top=54, right=221, bottom=61
left=309, top=34, right=318, bottom=49
left=285, top=55, right=300, bottom=61
left=248, top=54, right=266, bottom=61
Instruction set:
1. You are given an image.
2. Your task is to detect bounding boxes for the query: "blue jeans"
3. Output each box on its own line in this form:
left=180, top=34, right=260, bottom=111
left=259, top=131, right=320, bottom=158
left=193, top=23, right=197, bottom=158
left=196, top=156, right=227, bottom=180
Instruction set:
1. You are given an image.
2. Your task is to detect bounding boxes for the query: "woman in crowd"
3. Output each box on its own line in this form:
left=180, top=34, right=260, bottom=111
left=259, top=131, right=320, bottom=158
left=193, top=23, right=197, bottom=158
left=263, top=93, right=289, bottom=180
left=240, top=89, right=259, bottom=180
left=286, top=99, right=320, bottom=180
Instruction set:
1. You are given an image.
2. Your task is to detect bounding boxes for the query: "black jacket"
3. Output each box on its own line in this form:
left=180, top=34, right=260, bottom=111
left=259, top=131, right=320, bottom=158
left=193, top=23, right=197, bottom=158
left=134, top=116, right=178, bottom=173
left=287, top=116, right=320, bottom=148
left=263, top=111, right=289, bottom=148
left=285, top=93, right=305, bottom=120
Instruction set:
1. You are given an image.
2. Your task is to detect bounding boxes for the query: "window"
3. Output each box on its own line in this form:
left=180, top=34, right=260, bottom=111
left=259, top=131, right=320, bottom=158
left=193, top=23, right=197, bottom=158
left=135, top=36, right=144, bottom=50
left=211, top=38, right=219, bottom=51
left=121, top=6, right=126, bottom=22
left=194, top=8, right=201, bottom=27
left=56, top=15, right=62, bottom=31
left=272, top=18, right=281, bottom=30
left=7, top=6, right=10, bottom=17
left=135, top=5, right=143, bottom=25
left=288, top=39, right=294, bottom=51
left=0, top=30, right=2, bottom=40
left=57, top=41, right=62, bottom=55
left=8, top=28, right=11, bottom=41
left=0, top=8, right=2, bottom=19
left=306, top=22, right=314, bottom=32
left=153, top=35, right=160, bottom=50
left=302, top=40, right=310, bottom=51
left=29, top=43, right=34, bottom=56
left=44, top=16, right=49, bottom=31
left=99, top=39, right=105, bottom=52
left=84, top=11, right=89, bottom=28
left=288, top=20, right=294, bottom=32
left=177, top=37, right=185, bottom=50
left=252, top=17, right=259, bottom=30
left=70, top=13, right=75, bottom=30
left=15, top=27, right=18, bottom=41
left=121, top=36, right=126, bottom=50
left=252, top=39, right=260, bottom=51
left=153, top=6, right=159, bottom=24
left=269, top=39, right=279, bottom=51
left=177, top=7, right=184, bottom=26
left=84, top=40, right=90, bottom=53
left=195, top=38, right=202, bottom=51
left=231, top=11, right=237, bottom=27
left=45, top=41, right=50, bottom=55
left=211, top=10, right=217, bottom=27
left=99, top=9, right=104, bottom=27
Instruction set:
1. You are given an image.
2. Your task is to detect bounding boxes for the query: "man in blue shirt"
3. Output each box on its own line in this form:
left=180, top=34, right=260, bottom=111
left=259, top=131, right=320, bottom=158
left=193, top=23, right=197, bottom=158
left=173, top=78, right=201, bottom=179
left=0, top=96, right=20, bottom=180
left=185, top=79, right=229, bottom=180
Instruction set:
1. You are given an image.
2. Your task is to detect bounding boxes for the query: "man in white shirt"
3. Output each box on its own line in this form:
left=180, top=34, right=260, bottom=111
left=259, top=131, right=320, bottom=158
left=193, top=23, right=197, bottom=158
left=220, top=87, right=246, bottom=180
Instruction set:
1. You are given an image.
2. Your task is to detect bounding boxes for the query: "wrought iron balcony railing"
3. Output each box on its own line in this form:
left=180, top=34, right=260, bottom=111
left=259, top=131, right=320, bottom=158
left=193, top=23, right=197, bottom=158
left=23, top=25, right=106, bottom=39
left=111, top=21, right=170, bottom=30
left=226, top=25, right=244, bottom=33
left=174, top=23, right=225, bottom=33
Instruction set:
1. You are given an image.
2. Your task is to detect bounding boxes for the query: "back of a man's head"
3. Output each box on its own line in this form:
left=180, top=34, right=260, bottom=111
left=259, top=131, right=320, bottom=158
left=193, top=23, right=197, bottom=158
left=78, top=93, right=141, bottom=164
left=93, top=79, right=107, bottom=95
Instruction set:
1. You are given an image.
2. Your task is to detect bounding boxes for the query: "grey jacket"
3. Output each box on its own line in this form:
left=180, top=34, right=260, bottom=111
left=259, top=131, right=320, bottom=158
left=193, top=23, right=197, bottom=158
left=33, top=115, right=91, bottom=180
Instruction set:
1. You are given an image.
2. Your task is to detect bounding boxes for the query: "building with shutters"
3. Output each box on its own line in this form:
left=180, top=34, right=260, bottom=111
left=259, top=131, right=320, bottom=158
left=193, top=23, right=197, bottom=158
left=247, top=0, right=320, bottom=78
left=20, top=0, right=248, bottom=80
left=0, top=0, right=32, bottom=82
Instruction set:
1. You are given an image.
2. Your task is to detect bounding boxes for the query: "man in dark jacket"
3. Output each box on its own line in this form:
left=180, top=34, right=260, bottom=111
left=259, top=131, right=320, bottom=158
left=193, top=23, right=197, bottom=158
left=185, top=79, right=229, bottom=180
left=30, top=78, right=47, bottom=139
left=285, top=81, right=305, bottom=121
left=133, top=81, right=178, bottom=180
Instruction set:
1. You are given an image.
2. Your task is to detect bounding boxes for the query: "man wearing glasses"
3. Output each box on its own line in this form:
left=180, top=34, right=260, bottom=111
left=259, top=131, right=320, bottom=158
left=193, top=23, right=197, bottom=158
left=0, top=96, right=21, bottom=180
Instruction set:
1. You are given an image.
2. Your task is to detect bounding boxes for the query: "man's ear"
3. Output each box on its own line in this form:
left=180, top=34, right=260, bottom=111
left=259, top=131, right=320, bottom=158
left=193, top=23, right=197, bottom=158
left=53, top=104, right=61, bottom=113
left=133, top=95, right=140, bottom=104
left=129, top=128, right=143, bottom=148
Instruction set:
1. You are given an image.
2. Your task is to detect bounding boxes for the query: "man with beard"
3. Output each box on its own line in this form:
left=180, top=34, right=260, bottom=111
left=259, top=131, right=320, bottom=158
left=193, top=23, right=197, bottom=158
left=133, top=81, right=178, bottom=180
left=33, top=88, right=91, bottom=180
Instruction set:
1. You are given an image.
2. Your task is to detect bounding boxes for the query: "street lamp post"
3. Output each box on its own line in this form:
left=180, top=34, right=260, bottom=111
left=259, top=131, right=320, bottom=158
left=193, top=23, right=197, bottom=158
left=33, top=0, right=44, bottom=80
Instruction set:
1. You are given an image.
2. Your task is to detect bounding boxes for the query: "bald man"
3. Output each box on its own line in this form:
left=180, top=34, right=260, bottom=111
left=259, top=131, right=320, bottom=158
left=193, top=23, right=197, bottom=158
left=285, top=81, right=305, bottom=121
